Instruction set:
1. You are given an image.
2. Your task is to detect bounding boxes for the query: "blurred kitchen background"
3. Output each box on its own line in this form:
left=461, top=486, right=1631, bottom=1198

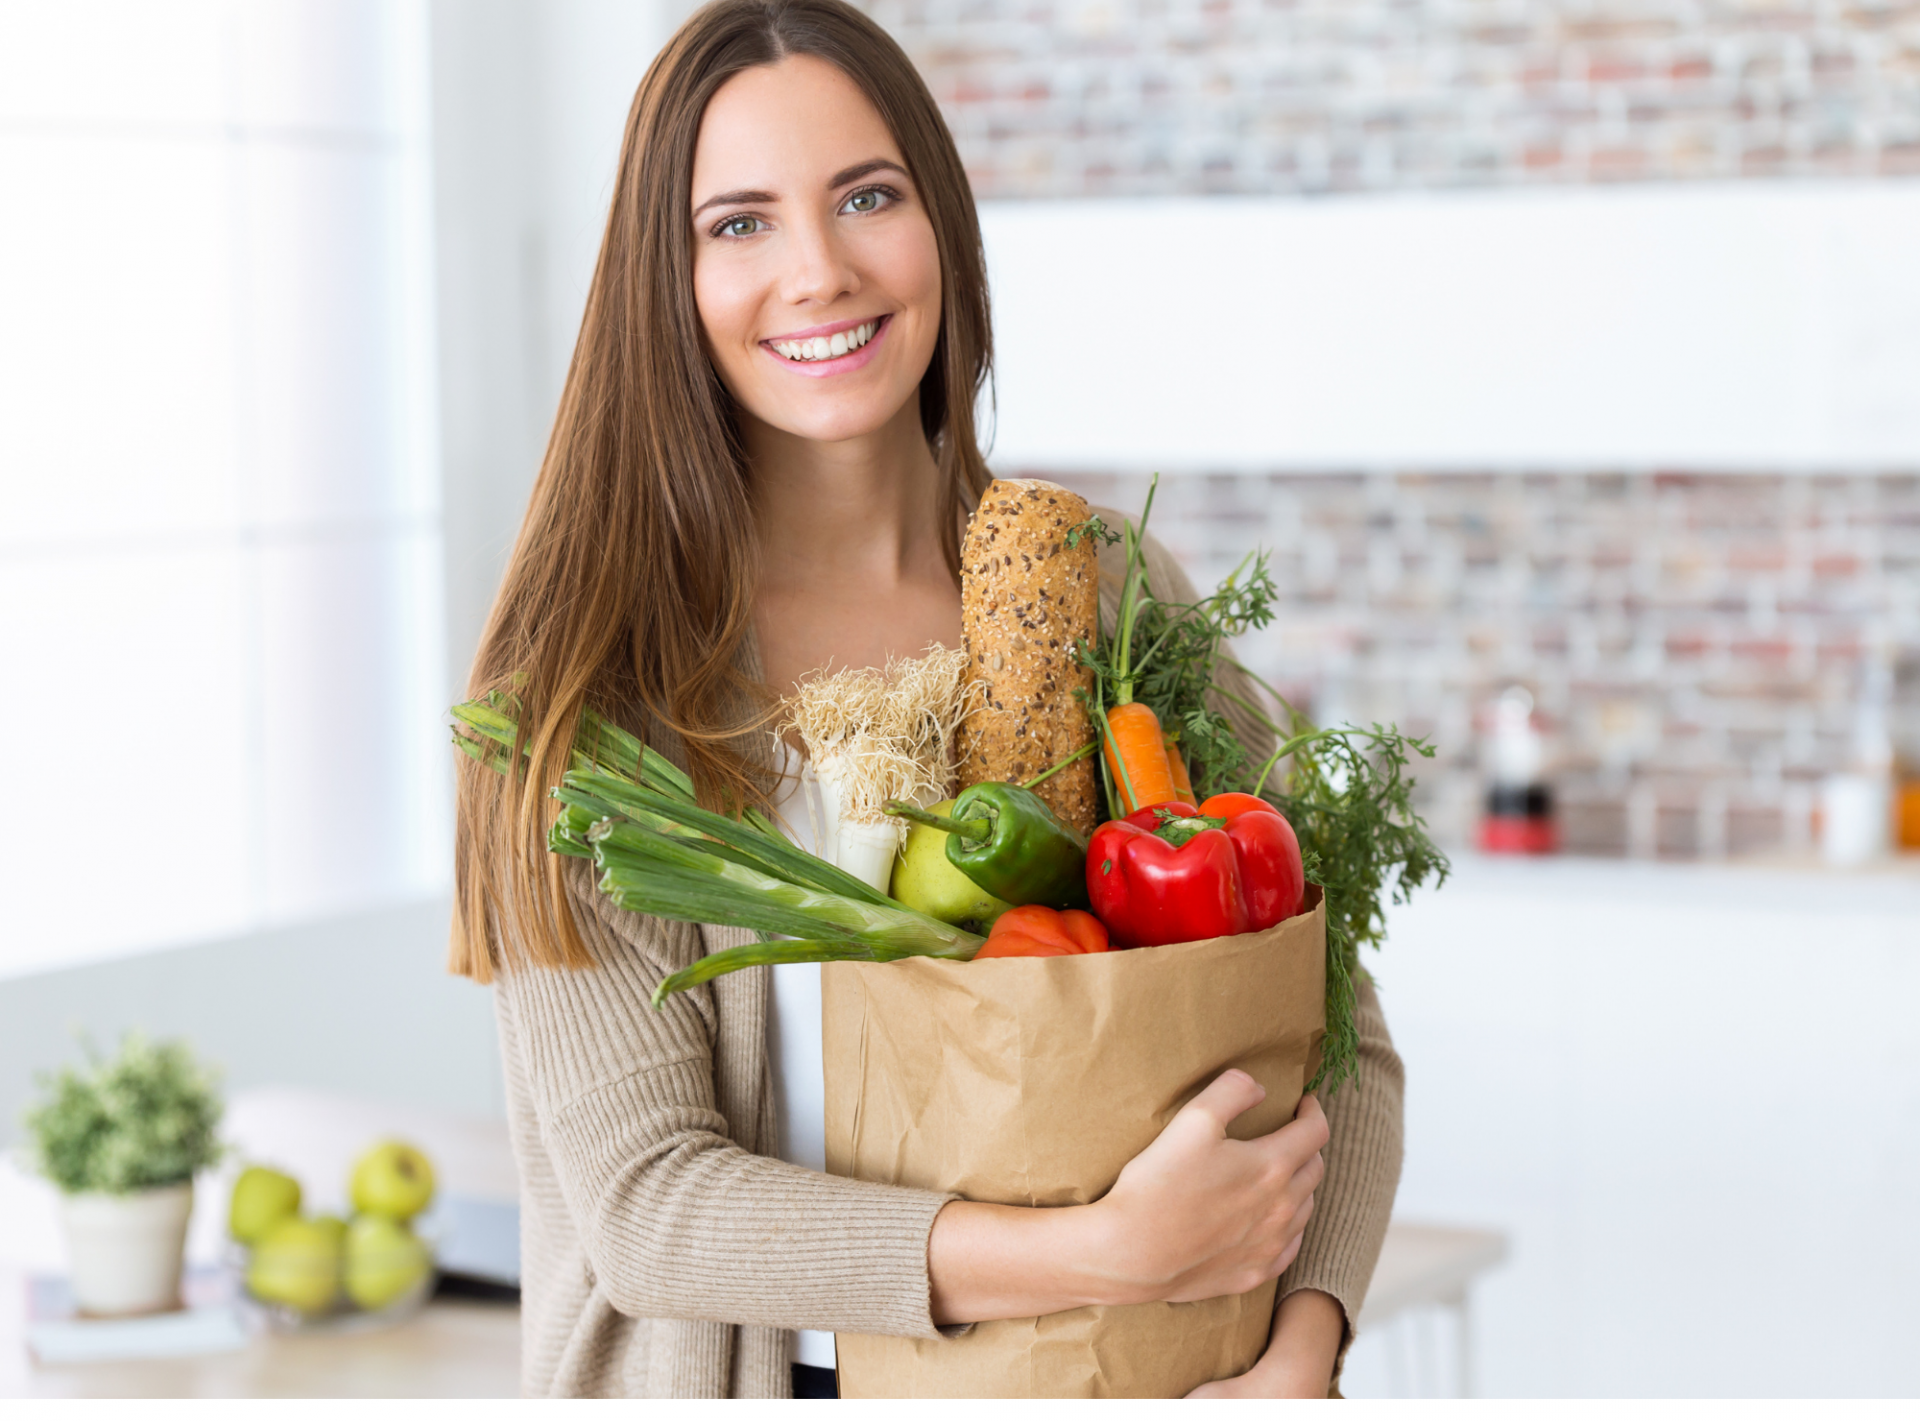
left=2, top=0, right=1915, bottom=1399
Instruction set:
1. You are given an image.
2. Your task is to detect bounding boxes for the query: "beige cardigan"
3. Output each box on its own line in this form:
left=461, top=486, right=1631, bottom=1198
left=491, top=532, right=1406, bottom=1398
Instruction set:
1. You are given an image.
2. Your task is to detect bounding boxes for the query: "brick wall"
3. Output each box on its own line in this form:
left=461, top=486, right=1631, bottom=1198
left=880, top=0, right=1920, bottom=856
left=873, top=0, right=1920, bottom=198
left=1052, top=471, right=1920, bottom=856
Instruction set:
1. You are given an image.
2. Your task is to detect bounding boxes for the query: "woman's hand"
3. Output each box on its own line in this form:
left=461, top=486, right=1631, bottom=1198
left=1186, top=1288, right=1346, bottom=1399
left=1090, top=1071, right=1327, bottom=1305
left=928, top=1071, right=1328, bottom=1324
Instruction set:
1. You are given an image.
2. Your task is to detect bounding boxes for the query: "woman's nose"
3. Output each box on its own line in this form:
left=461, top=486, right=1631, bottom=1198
left=779, top=215, right=860, bottom=307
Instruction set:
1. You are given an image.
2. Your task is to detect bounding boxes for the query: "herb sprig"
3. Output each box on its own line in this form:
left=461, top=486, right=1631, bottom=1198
left=1215, top=668, right=1450, bottom=1093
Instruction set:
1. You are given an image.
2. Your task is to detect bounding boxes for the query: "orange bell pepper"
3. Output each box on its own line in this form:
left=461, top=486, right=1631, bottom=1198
left=973, top=904, right=1111, bottom=958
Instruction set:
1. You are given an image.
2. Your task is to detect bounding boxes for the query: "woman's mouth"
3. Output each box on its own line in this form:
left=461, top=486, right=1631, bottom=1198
left=761, top=315, right=891, bottom=377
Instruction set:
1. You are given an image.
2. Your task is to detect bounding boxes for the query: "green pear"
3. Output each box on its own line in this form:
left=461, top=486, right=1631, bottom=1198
left=349, top=1140, right=435, bottom=1221
left=343, top=1214, right=432, bottom=1311
left=891, top=802, right=1013, bottom=930
left=246, top=1216, right=342, bottom=1316
left=228, top=1165, right=302, bottom=1244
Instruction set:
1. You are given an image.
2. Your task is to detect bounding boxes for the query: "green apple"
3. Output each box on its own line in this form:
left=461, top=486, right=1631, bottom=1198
left=246, top=1216, right=342, bottom=1316
left=310, top=1214, right=348, bottom=1250
left=228, top=1165, right=302, bottom=1244
left=349, top=1140, right=435, bottom=1220
left=343, top=1214, right=432, bottom=1311
left=890, top=801, right=1013, bottom=929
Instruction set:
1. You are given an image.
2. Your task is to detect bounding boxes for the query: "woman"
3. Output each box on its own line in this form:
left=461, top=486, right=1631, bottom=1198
left=451, top=0, right=1403, bottom=1399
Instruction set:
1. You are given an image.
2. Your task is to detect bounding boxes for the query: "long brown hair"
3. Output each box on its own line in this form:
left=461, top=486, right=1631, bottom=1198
left=450, top=0, right=993, bottom=981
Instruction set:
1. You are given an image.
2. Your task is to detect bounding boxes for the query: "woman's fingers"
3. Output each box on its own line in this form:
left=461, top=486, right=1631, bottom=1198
left=1179, top=1068, right=1268, bottom=1137
left=1283, top=1146, right=1326, bottom=1205
left=1269, top=1226, right=1305, bottom=1279
left=1250, top=1090, right=1329, bottom=1179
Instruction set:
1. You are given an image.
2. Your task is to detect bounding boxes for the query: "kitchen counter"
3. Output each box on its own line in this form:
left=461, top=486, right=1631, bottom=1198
left=0, top=1269, right=519, bottom=1399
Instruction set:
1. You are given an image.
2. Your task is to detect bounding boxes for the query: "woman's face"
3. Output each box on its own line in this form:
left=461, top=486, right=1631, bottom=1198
left=690, top=55, right=943, bottom=447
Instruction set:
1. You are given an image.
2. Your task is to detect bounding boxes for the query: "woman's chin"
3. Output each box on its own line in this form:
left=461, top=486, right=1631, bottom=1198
left=752, top=393, right=918, bottom=447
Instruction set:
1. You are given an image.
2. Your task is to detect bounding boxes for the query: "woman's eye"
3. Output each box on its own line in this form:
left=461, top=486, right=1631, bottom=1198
left=717, top=215, right=764, bottom=238
left=842, top=186, right=895, bottom=215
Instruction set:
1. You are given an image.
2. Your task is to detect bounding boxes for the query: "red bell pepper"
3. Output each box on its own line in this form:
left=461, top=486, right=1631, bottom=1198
left=974, top=904, right=1111, bottom=958
left=1085, top=793, right=1306, bottom=949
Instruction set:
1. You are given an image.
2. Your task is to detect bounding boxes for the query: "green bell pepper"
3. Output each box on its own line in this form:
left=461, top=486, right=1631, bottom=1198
left=886, top=782, right=1089, bottom=910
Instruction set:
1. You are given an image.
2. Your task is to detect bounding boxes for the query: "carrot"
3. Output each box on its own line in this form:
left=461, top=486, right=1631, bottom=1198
left=1103, top=701, right=1179, bottom=814
left=1165, top=736, right=1194, bottom=800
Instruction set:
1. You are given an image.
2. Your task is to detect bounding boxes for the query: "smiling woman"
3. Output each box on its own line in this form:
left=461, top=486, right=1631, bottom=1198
left=692, top=62, right=941, bottom=440
left=452, top=0, right=1398, bottom=1401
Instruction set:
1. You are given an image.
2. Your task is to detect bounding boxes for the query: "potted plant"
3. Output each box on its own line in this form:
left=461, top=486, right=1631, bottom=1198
left=22, top=1034, right=223, bottom=1316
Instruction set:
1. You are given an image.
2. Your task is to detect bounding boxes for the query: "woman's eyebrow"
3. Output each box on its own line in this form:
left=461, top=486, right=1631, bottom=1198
left=693, top=187, right=777, bottom=218
left=827, top=157, right=906, bottom=187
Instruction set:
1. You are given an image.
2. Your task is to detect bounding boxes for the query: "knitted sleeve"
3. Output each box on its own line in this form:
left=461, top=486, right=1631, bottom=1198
left=1277, top=972, right=1404, bottom=1362
left=492, top=863, right=956, bottom=1338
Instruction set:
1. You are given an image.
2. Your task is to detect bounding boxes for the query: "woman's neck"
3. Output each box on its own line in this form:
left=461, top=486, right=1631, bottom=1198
left=744, top=400, right=965, bottom=698
left=746, top=399, right=944, bottom=592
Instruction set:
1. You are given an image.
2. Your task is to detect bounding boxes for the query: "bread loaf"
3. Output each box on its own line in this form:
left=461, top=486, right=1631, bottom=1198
left=957, top=479, right=1101, bottom=836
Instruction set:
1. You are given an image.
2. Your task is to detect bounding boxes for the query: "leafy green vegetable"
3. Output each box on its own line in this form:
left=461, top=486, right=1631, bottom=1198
left=24, top=1034, right=223, bottom=1195
left=452, top=698, right=985, bottom=1006
left=1216, top=668, right=1451, bottom=1094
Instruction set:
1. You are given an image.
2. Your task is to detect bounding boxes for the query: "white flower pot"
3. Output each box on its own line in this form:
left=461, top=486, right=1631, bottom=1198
left=60, top=1181, right=194, bottom=1317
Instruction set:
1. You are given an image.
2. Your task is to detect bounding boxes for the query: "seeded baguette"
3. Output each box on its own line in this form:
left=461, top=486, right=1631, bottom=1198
left=957, top=479, right=1101, bottom=837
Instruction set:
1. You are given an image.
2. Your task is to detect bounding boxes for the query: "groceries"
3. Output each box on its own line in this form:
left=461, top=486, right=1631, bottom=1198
left=888, top=798, right=1013, bottom=929
left=886, top=780, right=1089, bottom=911
left=955, top=479, right=1103, bottom=836
left=1085, top=794, right=1306, bottom=949
left=823, top=893, right=1327, bottom=1397
left=780, top=650, right=975, bottom=892
left=974, top=903, right=1110, bottom=957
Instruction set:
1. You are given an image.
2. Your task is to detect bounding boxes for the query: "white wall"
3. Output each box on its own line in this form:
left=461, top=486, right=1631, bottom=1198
left=0, top=1, right=448, bottom=981
left=982, top=182, right=1920, bottom=473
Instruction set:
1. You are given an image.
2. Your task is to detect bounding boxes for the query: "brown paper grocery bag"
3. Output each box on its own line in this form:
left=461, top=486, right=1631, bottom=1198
left=822, top=889, right=1326, bottom=1398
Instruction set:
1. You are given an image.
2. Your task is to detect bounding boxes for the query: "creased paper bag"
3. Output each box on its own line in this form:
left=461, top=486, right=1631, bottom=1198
left=822, top=890, right=1326, bottom=1398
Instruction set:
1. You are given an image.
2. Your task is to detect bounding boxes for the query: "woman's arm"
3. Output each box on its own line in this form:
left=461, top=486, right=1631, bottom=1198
left=928, top=1074, right=1328, bottom=1323
left=502, top=863, right=1334, bottom=1338
left=497, top=865, right=957, bottom=1338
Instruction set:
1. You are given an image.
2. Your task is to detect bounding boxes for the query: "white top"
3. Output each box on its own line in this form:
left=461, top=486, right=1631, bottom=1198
left=766, top=748, right=836, bottom=1369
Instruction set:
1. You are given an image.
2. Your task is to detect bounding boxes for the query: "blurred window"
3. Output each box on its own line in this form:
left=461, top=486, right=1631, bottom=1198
left=0, top=1, right=447, bottom=978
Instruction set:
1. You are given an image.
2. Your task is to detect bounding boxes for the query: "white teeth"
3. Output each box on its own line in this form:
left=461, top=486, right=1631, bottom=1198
left=773, top=320, right=880, bottom=362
